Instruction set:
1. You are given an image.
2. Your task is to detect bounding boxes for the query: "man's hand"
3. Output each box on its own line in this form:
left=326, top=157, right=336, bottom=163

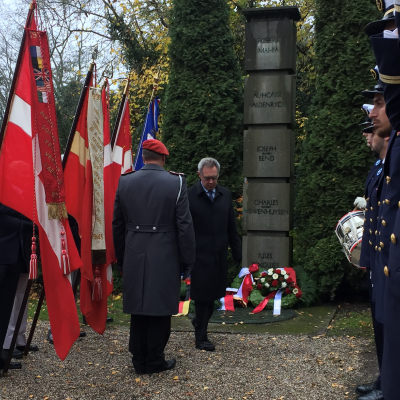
left=354, top=197, right=366, bottom=210
left=182, top=264, right=193, bottom=280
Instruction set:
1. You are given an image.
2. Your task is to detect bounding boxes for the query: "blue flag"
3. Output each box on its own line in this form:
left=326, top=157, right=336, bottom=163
left=133, top=97, right=160, bottom=171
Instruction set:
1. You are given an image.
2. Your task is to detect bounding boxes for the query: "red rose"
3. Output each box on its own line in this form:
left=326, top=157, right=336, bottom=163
left=287, top=277, right=293, bottom=284
left=272, top=280, right=278, bottom=287
left=249, top=263, right=259, bottom=273
left=275, top=269, right=281, bottom=274
left=285, top=288, right=291, bottom=294
left=295, top=293, right=302, bottom=299
left=257, top=283, right=262, bottom=290
left=261, top=272, right=267, bottom=277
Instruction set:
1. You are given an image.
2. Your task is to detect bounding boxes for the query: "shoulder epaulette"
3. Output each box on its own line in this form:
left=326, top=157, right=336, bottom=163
left=169, top=171, right=186, bottom=177
left=121, top=170, right=136, bottom=177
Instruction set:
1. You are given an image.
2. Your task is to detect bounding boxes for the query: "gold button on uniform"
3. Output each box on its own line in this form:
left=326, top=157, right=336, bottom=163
left=369, top=240, right=372, bottom=245
left=384, top=266, right=390, bottom=277
left=379, top=247, right=382, bottom=251
left=384, top=199, right=390, bottom=204
left=375, top=246, right=378, bottom=250
left=382, top=220, right=387, bottom=226
left=365, top=208, right=368, bottom=211
left=364, top=218, right=366, bottom=222
left=380, top=242, right=384, bottom=248
left=369, top=229, right=372, bottom=234
left=391, top=234, right=397, bottom=244
left=370, top=218, right=373, bottom=222
left=378, top=201, right=381, bottom=206
left=387, top=176, right=391, bottom=184
left=375, top=230, right=378, bottom=235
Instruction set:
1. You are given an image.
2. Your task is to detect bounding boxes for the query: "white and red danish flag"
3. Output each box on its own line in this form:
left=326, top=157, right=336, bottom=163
left=111, top=81, right=132, bottom=189
left=0, top=1, right=81, bottom=361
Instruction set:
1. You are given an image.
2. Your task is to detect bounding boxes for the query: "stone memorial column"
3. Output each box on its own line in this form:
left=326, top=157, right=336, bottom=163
left=242, top=7, right=300, bottom=271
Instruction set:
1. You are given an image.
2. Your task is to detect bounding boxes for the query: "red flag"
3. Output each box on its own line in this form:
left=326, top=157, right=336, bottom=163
left=111, top=82, right=132, bottom=189
left=64, top=81, right=115, bottom=334
left=0, top=3, right=81, bottom=361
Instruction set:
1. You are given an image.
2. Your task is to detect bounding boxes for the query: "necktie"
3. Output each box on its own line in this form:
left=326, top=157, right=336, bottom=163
left=207, top=190, right=214, bottom=202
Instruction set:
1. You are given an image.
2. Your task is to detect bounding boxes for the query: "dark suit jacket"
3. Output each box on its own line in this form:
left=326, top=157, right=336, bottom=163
left=188, top=180, right=242, bottom=302
left=0, top=203, right=32, bottom=271
left=113, top=164, right=196, bottom=316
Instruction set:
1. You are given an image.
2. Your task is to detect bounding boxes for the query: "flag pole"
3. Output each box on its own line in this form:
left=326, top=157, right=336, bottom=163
left=61, top=62, right=94, bottom=169
left=110, top=80, right=129, bottom=149
left=0, top=2, right=35, bottom=154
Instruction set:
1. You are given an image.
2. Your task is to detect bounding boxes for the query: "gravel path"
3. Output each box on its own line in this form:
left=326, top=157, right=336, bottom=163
left=1, top=321, right=378, bottom=400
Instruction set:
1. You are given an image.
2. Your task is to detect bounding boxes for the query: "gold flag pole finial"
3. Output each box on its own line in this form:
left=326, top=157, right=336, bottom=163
left=123, top=79, right=129, bottom=95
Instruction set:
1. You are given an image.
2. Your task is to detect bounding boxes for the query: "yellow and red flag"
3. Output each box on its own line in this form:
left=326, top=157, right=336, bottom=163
left=63, top=77, right=115, bottom=334
left=0, top=1, right=81, bottom=360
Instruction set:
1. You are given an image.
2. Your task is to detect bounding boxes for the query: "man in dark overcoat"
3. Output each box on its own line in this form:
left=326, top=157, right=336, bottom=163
left=188, top=158, right=242, bottom=351
left=112, top=139, right=195, bottom=375
left=0, top=203, right=33, bottom=370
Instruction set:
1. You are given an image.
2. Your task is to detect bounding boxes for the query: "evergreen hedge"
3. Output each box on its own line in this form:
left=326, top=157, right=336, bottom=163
left=294, top=0, right=380, bottom=299
left=162, top=0, right=243, bottom=197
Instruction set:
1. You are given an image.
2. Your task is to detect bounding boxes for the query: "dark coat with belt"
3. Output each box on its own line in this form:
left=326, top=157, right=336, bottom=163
left=112, top=164, right=196, bottom=316
left=0, top=203, right=33, bottom=271
left=188, top=180, right=242, bottom=302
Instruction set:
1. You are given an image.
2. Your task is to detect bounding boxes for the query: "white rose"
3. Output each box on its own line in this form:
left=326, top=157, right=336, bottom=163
left=280, top=269, right=286, bottom=275
left=264, top=283, right=270, bottom=288
left=281, top=282, right=287, bottom=288
left=272, top=273, right=279, bottom=280
left=268, top=268, right=274, bottom=275
left=260, top=278, right=265, bottom=283
left=293, top=288, right=299, bottom=294
left=284, top=274, right=289, bottom=279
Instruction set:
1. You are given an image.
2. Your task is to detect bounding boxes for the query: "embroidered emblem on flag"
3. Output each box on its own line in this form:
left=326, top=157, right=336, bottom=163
left=30, top=45, right=49, bottom=103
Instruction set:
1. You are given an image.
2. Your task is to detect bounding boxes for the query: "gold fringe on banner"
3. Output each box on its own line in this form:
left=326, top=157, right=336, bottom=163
left=47, top=202, right=68, bottom=220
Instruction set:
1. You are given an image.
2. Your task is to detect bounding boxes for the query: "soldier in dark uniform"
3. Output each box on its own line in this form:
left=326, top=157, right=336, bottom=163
left=369, top=12, right=400, bottom=400
left=188, top=158, right=242, bottom=351
left=112, top=139, right=195, bottom=375
left=356, top=79, right=391, bottom=400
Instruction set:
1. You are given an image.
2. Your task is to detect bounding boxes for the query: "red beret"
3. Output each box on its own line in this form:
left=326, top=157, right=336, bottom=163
left=142, top=139, right=169, bottom=156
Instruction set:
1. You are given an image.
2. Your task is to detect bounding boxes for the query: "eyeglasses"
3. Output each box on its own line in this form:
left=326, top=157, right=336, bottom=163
left=201, top=175, right=219, bottom=182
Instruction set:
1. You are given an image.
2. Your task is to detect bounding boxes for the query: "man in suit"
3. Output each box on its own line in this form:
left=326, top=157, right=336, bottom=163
left=188, top=158, right=242, bottom=351
left=356, top=81, right=391, bottom=400
left=113, top=139, right=195, bottom=375
left=0, top=203, right=33, bottom=370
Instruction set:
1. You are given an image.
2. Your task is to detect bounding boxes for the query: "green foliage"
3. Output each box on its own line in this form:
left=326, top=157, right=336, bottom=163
left=54, top=79, right=82, bottom=152
left=248, top=290, right=298, bottom=309
left=180, top=281, right=188, bottom=298
left=230, top=275, right=244, bottom=289
left=248, top=289, right=264, bottom=307
left=163, top=0, right=243, bottom=197
left=294, top=0, right=380, bottom=300
left=294, top=265, right=320, bottom=307
left=111, top=266, right=123, bottom=294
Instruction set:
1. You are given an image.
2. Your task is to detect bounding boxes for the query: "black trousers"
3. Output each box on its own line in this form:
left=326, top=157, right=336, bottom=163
left=371, top=301, right=384, bottom=390
left=0, top=263, right=22, bottom=358
left=193, top=301, right=214, bottom=341
left=129, top=314, right=171, bottom=373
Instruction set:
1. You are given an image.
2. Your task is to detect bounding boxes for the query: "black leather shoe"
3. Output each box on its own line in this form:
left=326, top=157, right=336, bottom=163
left=2, top=348, right=23, bottom=359
left=195, top=340, right=215, bottom=351
left=106, top=317, right=114, bottom=323
left=0, top=360, right=22, bottom=370
left=79, top=331, right=86, bottom=338
left=16, top=345, right=39, bottom=352
left=146, top=358, right=176, bottom=374
left=357, top=389, right=384, bottom=400
left=356, top=382, right=376, bottom=395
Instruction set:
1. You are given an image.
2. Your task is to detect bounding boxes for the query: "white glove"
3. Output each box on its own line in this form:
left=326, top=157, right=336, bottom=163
left=354, top=197, right=366, bottom=209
